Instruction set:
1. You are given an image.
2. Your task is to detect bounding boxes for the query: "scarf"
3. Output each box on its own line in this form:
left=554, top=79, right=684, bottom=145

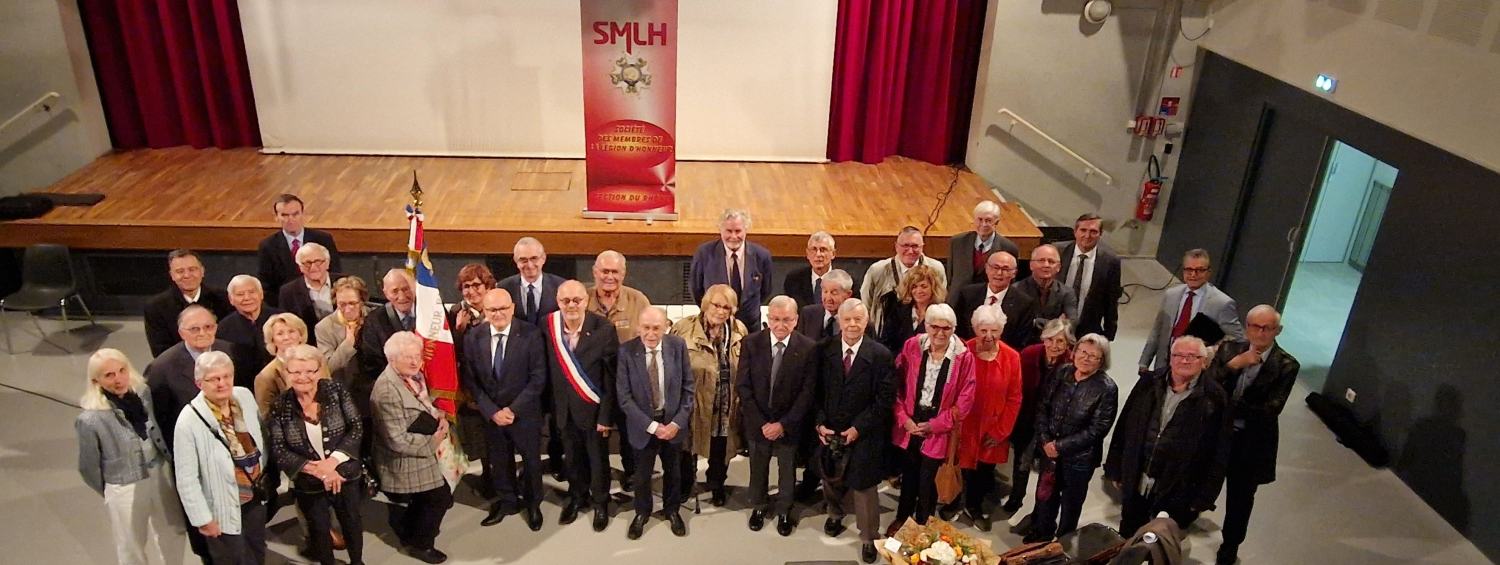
left=207, top=398, right=263, bottom=503
left=105, top=389, right=149, bottom=440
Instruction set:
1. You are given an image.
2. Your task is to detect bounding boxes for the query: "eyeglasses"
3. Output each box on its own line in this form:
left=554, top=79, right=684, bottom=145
left=990, top=267, right=1016, bottom=273
left=897, top=243, right=923, bottom=250
left=1170, top=353, right=1206, bottom=361
left=928, top=324, right=954, bottom=333
left=182, top=323, right=217, bottom=334
left=708, top=302, right=735, bottom=311
left=298, top=258, right=327, bottom=268
left=483, top=306, right=514, bottom=314
left=1076, top=351, right=1102, bottom=362
left=557, top=297, right=587, bottom=306
left=336, top=300, right=363, bottom=309
left=1247, top=323, right=1279, bottom=332
left=1031, top=258, right=1059, bottom=265
left=1182, top=267, right=1210, bottom=275
left=460, top=282, right=487, bottom=291
left=767, top=316, right=797, bottom=325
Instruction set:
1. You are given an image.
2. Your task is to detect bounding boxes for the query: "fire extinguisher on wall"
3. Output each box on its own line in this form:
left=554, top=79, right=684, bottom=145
left=1135, top=155, right=1164, bottom=221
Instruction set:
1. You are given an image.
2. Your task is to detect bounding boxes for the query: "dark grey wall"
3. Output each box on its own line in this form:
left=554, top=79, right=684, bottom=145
left=1161, top=50, right=1500, bottom=557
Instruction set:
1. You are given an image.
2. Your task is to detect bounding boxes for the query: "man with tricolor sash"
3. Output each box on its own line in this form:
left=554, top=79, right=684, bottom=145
left=545, top=281, right=621, bottom=532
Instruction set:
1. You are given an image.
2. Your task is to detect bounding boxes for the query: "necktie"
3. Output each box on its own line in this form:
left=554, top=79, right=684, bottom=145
left=813, top=277, right=822, bottom=298
left=647, top=348, right=663, bottom=412
left=987, top=295, right=997, bottom=306
left=493, top=332, right=506, bottom=378
left=1172, top=290, right=1196, bottom=338
left=290, top=238, right=301, bottom=257
left=823, top=315, right=836, bottom=338
left=1073, top=253, right=1089, bottom=298
left=402, top=314, right=415, bottom=331
left=770, top=342, right=785, bottom=397
left=729, top=252, right=743, bottom=298
left=843, top=348, right=853, bottom=373
left=526, top=284, right=538, bottom=321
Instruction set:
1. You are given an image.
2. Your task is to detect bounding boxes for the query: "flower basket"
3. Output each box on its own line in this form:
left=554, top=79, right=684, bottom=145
left=875, top=518, right=1001, bottom=565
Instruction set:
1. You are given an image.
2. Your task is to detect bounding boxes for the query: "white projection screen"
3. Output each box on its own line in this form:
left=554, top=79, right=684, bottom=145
left=238, top=0, right=838, bottom=161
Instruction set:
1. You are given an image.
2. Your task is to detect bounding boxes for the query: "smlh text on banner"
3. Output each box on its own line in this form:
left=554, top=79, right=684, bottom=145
left=579, top=0, right=678, bottom=220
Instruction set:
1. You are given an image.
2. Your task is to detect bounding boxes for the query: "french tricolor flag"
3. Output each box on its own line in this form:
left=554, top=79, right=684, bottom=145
left=406, top=200, right=459, bottom=417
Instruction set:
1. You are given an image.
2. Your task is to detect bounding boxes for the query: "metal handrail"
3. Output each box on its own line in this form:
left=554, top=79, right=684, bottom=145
left=0, top=92, right=62, bottom=137
left=997, top=108, right=1115, bottom=186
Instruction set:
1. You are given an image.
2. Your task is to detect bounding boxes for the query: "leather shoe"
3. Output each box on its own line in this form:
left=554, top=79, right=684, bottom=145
left=559, top=503, right=581, bottom=525
left=592, top=505, right=610, bottom=532
left=526, top=507, right=544, bottom=531
left=748, top=509, right=766, bottom=531
left=1000, top=499, right=1024, bottom=514
left=966, top=508, right=991, bottom=531
left=884, top=519, right=902, bottom=539
left=480, top=504, right=514, bottom=526
left=861, top=541, right=878, bottom=564
left=627, top=514, right=648, bottom=540
left=402, top=546, right=448, bottom=564
left=824, top=517, right=847, bottom=538
left=710, top=488, right=728, bottom=507
left=938, top=504, right=960, bottom=522
left=330, top=528, right=345, bottom=550
left=668, top=512, right=687, bottom=537
left=1022, top=531, right=1054, bottom=544
left=776, top=514, right=795, bottom=537
left=1216, top=543, right=1240, bottom=565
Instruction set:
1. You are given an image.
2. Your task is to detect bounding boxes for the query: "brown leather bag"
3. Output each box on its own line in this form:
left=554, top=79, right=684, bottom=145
left=998, top=541, right=1066, bottom=565
left=935, top=406, right=964, bottom=504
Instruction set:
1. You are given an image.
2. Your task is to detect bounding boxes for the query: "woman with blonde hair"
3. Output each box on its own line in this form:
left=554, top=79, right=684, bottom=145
left=254, top=312, right=325, bottom=415
left=76, top=348, right=188, bottom=565
left=670, top=283, right=748, bottom=507
left=877, top=264, right=947, bottom=355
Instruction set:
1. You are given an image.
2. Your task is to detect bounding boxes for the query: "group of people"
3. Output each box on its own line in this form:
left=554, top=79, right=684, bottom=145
left=75, top=195, right=1299, bottom=565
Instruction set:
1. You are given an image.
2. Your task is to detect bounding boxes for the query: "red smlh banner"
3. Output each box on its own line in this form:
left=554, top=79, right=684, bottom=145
left=580, top=0, right=678, bottom=219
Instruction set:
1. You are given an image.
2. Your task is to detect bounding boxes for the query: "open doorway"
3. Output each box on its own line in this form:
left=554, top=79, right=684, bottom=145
left=1280, top=141, right=1396, bottom=390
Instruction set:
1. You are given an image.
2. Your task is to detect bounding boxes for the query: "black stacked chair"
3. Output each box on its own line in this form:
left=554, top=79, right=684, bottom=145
left=1, top=244, right=95, bottom=353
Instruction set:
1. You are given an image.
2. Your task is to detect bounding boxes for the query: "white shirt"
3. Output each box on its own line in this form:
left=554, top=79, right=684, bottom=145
left=282, top=230, right=304, bottom=250
left=724, top=245, right=746, bottom=286
left=520, top=278, right=541, bottom=312
left=975, top=233, right=996, bottom=253
left=302, top=419, right=351, bottom=464
left=770, top=335, right=790, bottom=357
left=1069, top=246, right=1098, bottom=300
left=984, top=285, right=1010, bottom=307
left=1176, top=284, right=1208, bottom=324
left=842, top=337, right=864, bottom=364
left=644, top=345, right=668, bottom=433
left=306, top=278, right=333, bottom=317
left=182, top=287, right=201, bottom=304
left=919, top=354, right=944, bottom=407
left=811, top=268, right=830, bottom=296
left=489, top=324, right=511, bottom=362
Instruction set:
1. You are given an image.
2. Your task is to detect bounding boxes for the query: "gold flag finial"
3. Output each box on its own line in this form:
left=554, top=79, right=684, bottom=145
left=409, top=171, right=423, bottom=211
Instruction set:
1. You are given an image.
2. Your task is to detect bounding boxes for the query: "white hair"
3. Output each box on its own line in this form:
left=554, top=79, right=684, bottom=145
left=837, top=298, right=867, bottom=319
left=514, top=237, right=545, bottom=255
left=969, top=304, right=1007, bottom=333
left=294, top=241, right=330, bottom=262
left=193, top=351, right=235, bottom=383
left=1171, top=335, right=1209, bottom=359
left=384, top=331, right=424, bottom=362
left=924, top=303, right=957, bottom=327
left=973, top=201, right=1001, bottom=218
left=718, top=208, right=752, bottom=231
left=1247, top=304, right=1282, bottom=326
left=383, top=268, right=414, bottom=286
left=823, top=269, right=854, bottom=292
left=1040, top=318, right=1076, bottom=345
left=808, top=231, right=835, bottom=248
left=768, top=295, right=799, bottom=312
left=227, top=274, right=262, bottom=294
left=177, top=304, right=216, bottom=329
left=1077, top=333, right=1113, bottom=370
left=80, top=348, right=148, bottom=410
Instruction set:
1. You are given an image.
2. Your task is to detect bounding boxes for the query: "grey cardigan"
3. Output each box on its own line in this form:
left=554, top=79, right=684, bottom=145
left=174, top=387, right=264, bottom=535
left=75, top=389, right=172, bottom=495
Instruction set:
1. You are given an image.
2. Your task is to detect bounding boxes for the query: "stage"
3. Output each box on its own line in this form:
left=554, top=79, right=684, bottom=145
left=0, top=148, right=1040, bottom=259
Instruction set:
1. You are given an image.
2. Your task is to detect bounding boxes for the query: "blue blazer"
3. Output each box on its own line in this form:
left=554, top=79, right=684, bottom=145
left=616, top=335, right=695, bottom=451
left=461, top=320, right=548, bottom=426
left=497, top=272, right=566, bottom=327
left=690, top=239, right=773, bottom=330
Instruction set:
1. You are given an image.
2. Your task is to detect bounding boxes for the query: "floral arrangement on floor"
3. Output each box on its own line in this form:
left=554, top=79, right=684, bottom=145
left=876, top=518, right=1001, bottom=565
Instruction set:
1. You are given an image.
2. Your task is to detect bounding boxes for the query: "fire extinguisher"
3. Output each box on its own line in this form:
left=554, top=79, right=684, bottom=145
left=1135, top=155, right=1164, bottom=221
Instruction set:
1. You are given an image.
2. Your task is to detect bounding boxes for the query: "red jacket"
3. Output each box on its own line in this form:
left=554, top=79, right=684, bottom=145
left=891, top=335, right=976, bottom=461
left=958, top=338, right=1023, bottom=468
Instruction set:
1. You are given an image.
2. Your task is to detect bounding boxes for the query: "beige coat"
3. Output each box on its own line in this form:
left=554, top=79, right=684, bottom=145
left=670, top=314, right=747, bottom=458
left=253, top=357, right=332, bottom=416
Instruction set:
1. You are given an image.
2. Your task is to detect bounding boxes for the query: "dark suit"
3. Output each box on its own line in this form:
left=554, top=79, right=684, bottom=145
left=783, top=266, right=860, bottom=311
left=690, top=240, right=773, bottom=330
left=1056, top=242, right=1122, bottom=340
left=462, top=320, right=548, bottom=512
left=737, top=330, right=817, bottom=515
left=277, top=275, right=345, bottom=347
left=144, top=340, right=234, bottom=449
left=948, top=231, right=1020, bottom=289
left=257, top=229, right=340, bottom=307
left=796, top=304, right=838, bottom=341
left=356, top=303, right=412, bottom=399
left=948, top=283, right=1038, bottom=349
left=498, top=273, right=565, bottom=327
left=816, top=338, right=896, bottom=542
left=617, top=335, right=695, bottom=516
left=143, top=286, right=234, bottom=358
left=219, top=306, right=284, bottom=389
left=544, top=312, right=620, bottom=508
left=1013, top=277, right=1079, bottom=332
left=1204, top=341, right=1299, bottom=552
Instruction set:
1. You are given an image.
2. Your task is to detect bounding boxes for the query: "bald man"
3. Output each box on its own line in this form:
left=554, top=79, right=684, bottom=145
left=546, top=281, right=620, bottom=531
left=1012, top=244, right=1078, bottom=331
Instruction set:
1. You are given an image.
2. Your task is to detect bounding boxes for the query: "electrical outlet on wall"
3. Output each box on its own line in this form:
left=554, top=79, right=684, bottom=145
left=1345, top=388, right=1357, bottom=403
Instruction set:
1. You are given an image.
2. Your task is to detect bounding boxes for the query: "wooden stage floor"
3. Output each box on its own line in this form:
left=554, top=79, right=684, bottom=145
left=0, top=148, right=1040, bottom=259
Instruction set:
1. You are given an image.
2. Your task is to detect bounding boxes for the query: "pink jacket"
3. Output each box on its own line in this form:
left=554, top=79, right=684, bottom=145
left=891, top=334, right=976, bottom=461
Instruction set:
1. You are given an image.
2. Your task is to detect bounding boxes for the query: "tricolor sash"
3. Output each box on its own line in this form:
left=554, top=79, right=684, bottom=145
left=547, top=312, right=601, bottom=404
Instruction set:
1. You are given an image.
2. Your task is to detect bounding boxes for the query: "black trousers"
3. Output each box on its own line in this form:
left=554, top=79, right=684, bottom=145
left=614, top=404, right=637, bottom=490
left=204, top=501, right=266, bottom=565
left=560, top=420, right=611, bottom=507
left=680, top=435, right=729, bottom=496
left=1031, top=463, right=1093, bottom=538
left=1119, top=488, right=1199, bottom=538
left=634, top=436, right=684, bottom=516
left=963, top=462, right=998, bottom=514
left=1006, top=432, right=1034, bottom=505
left=184, top=507, right=211, bottom=564
left=1221, top=472, right=1260, bottom=550
left=485, top=421, right=543, bottom=511
left=893, top=437, right=943, bottom=524
left=386, top=486, right=453, bottom=550
left=294, top=482, right=364, bottom=565
left=746, top=437, right=798, bottom=515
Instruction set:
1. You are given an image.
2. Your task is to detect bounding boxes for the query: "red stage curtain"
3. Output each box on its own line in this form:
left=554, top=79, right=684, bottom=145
left=78, top=0, right=261, bottom=149
left=827, top=0, right=988, bottom=165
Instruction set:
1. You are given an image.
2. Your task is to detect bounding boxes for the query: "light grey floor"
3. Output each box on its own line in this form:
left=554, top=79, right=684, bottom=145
left=1280, top=261, right=1363, bottom=393
left=0, top=258, right=1490, bottom=564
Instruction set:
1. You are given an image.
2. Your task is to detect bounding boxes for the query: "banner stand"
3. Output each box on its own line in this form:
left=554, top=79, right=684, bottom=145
left=581, top=209, right=680, bottom=224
